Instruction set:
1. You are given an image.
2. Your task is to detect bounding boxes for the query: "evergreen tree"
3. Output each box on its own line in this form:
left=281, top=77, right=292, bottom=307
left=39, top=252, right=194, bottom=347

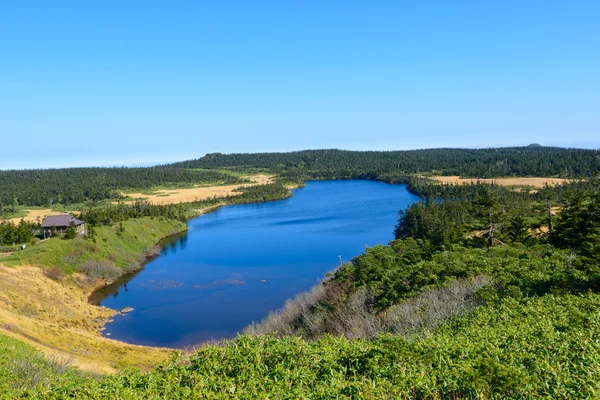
left=64, top=221, right=77, bottom=239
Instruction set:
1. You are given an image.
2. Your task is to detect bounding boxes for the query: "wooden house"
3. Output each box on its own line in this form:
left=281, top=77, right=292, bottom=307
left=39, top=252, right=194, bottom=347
left=41, top=213, right=85, bottom=237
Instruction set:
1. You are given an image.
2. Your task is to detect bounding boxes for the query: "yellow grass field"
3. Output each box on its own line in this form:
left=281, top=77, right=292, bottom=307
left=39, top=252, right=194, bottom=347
left=3, top=175, right=273, bottom=224
left=5, top=209, right=67, bottom=225
left=431, top=176, right=569, bottom=188
left=120, top=174, right=273, bottom=204
left=0, top=265, right=172, bottom=373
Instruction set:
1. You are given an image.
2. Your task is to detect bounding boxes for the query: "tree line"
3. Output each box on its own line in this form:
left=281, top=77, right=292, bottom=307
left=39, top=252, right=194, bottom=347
left=77, top=183, right=291, bottom=226
left=0, top=167, right=246, bottom=207
left=0, top=183, right=292, bottom=245
left=395, top=180, right=600, bottom=252
left=169, top=146, right=600, bottom=179
left=3, top=147, right=598, bottom=208
left=0, top=220, right=37, bottom=246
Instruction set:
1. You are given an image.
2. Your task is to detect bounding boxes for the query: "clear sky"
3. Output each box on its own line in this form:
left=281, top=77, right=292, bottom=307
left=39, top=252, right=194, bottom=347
left=1, top=1, right=599, bottom=169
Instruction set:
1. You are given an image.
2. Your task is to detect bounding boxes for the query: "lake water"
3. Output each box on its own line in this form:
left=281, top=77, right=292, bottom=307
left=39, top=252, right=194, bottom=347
left=93, top=180, right=419, bottom=347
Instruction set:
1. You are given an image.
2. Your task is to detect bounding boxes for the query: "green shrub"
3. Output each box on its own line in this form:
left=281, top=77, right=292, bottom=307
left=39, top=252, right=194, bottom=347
left=22, top=294, right=600, bottom=399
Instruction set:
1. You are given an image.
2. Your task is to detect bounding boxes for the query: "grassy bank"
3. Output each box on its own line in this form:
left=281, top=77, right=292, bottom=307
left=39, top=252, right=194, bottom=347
left=0, top=332, right=93, bottom=394
left=2, top=217, right=186, bottom=275
left=0, top=217, right=187, bottom=377
left=0, top=264, right=173, bottom=377
left=0, top=185, right=291, bottom=379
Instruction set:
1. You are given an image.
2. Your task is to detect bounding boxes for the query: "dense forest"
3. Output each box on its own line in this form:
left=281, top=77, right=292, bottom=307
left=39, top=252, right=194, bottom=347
left=2, top=146, right=599, bottom=208
left=170, top=146, right=600, bottom=180
left=395, top=180, right=600, bottom=249
left=0, top=167, right=246, bottom=207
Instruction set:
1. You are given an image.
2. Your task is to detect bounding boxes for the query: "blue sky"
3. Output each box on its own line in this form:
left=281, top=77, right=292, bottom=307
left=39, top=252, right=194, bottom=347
left=1, top=1, right=599, bottom=169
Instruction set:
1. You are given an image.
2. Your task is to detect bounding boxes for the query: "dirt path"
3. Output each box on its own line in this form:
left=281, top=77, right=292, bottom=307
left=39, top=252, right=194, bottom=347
left=431, top=176, right=569, bottom=188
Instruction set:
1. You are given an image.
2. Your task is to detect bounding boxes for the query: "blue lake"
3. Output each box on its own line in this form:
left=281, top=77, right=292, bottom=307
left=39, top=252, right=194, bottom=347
left=93, top=180, right=419, bottom=347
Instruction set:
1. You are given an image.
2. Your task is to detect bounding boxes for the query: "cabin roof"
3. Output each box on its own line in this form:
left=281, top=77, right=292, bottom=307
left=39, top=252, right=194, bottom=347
left=41, top=214, right=84, bottom=228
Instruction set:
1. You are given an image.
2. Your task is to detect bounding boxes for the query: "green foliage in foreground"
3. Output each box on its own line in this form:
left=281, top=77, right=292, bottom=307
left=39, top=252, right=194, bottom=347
left=0, top=334, right=92, bottom=396
left=1, top=217, right=186, bottom=274
left=5, top=293, right=599, bottom=399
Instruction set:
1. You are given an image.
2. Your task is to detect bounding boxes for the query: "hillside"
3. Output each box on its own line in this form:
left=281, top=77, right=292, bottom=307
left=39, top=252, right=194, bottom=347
left=169, top=147, right=600, bottom=179
left=0, top=150, right=599, bottom=398
left=2, top=147, right=599, bottom=212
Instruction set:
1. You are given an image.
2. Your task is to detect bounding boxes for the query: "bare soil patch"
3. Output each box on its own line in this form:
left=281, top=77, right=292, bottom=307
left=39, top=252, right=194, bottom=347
left=431, top=176, right=569, bottom=188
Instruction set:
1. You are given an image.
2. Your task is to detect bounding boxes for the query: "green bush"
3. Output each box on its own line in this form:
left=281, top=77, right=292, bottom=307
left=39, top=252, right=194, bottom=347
left=14, top=294, right=599, bottom=399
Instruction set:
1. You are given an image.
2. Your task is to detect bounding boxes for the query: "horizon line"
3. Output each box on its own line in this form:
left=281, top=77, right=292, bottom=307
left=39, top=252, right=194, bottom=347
left=2, top=144, right=600, bottom=172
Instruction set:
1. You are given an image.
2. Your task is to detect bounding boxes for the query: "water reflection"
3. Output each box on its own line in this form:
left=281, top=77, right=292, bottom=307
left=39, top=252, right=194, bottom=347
left=89, top=232, right=190, bottom=305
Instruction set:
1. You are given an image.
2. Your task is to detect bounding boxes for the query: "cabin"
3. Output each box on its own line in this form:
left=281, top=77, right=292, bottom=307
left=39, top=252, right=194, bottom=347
left=41, top=213, right=85, bottom=237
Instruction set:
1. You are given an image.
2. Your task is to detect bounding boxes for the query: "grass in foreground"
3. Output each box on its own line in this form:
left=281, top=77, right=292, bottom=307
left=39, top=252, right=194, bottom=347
left=3, top=293, right=598, bottom=399
left=0, top=333, right=93, bottom=395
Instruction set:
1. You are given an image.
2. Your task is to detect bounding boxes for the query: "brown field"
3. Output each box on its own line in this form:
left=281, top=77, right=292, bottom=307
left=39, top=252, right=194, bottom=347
left=431, top=176, right=569, bottom=188
left=5, top=209, right=67, bottom=225
left=120, top=174, right=274, bottom=204
left=2, top=175, right=274, bottom=224
left=0, top=265, right=172, bottom=373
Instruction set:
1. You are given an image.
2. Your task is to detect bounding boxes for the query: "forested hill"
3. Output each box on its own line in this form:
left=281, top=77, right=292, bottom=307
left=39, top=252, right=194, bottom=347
left=0, top=167, right=245, bottom=207
left=2, top=147, right=598, bottom=207
left=169, top=147, right=600, bottom=178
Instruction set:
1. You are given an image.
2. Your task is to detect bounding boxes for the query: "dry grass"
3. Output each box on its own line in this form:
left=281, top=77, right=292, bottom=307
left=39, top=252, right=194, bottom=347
left=431, top=176, right=569, bottom=188
left=5, top=209, right=67, bottom=224
left=246, top=276, right=491, bottom=341
left=4, top=176, right=273, bottom=222
left=0, top=265, right=172, bottom=374
left=381, top=276, right=491, bottom=335
left=120, top=174, right=274, bottom=204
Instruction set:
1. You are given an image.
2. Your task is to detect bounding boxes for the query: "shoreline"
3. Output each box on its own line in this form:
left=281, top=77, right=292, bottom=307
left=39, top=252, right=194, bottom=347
left=2, top=178, right=422, bottom=373
left=0, top=175, right=574, bottom=374
left=87, top=180, right=409, bottom=349
left=0, top=218, right=191, bottom=373
left=0, top=175, right=540, bottom=373
left=83, top=184, right=299, bottom=352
